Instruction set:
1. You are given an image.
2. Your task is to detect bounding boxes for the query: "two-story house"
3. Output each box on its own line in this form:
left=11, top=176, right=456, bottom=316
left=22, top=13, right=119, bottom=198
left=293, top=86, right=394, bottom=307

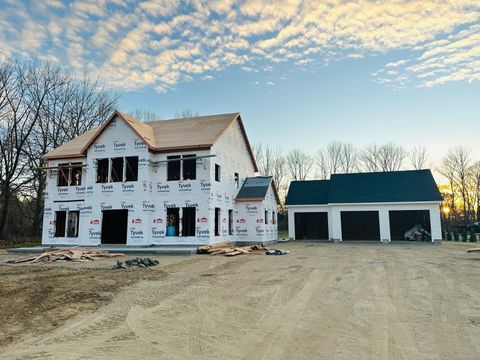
left=42, top=111, right=279, bottom=246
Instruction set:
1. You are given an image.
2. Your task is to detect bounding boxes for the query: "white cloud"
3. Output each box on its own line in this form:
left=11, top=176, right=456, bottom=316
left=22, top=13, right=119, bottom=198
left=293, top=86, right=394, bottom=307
left=1, top=0, right=479, bottom=92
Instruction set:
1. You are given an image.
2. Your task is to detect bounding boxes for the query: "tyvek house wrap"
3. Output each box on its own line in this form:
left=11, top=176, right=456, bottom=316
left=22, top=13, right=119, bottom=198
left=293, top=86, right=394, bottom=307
left=42, top=113, right=277, bottom=245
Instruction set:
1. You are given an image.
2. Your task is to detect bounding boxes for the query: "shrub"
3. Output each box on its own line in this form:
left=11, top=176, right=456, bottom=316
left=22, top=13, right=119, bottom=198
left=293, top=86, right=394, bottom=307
left=447, top=232, right=453, bottom=241
left=461, top=231, right=468, bottom=242
left=470, top=231, right=477, bottom=243
left=453, top=230, right=459, bottom=241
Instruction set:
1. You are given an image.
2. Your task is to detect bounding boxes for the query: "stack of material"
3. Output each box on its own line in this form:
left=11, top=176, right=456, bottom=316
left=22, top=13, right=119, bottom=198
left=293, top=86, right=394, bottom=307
left=465, top=248, right=480, bottom=253
left=7, top=247, right=124, bottom=263
left=113, top=258, right=159, bottom=269
left=197, top=243, right=271, bottom=257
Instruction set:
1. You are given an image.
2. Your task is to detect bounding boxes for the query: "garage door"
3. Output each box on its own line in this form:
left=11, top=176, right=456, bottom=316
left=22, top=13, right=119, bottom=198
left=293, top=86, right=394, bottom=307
left=389, top=210, right=431, bottom=241
left=341, top=211, right=380, bottom=241
left=294, top=212, right=329, bottom=240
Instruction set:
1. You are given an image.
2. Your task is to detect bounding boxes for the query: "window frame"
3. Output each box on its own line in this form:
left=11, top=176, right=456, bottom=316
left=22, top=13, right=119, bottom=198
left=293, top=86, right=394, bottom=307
left=125, top=156, right=139, bottom=182
left=69, top=163, right=83, bottom=186
left=57, top=163, right=70, bottom=187
left=96, top=158, right=109, bottom=183
left=215, top=164, right=221, bottom=182
left=66, top=211, right=80, bottom=238
left=54, top=211, right=67, bottom=237
left=182, top=154, right=196, bottom=180
left=110, top=157, right=124, bottom=183
left=215, top=207, right=220, bottom=236
left=167, top=155, right=181, bottom=181
left=228, top=209, right=233, bottom=235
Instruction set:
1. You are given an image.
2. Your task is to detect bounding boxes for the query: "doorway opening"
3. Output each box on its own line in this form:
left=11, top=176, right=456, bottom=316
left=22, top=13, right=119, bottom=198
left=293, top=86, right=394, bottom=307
left=101, top=209, right=128, bottom=244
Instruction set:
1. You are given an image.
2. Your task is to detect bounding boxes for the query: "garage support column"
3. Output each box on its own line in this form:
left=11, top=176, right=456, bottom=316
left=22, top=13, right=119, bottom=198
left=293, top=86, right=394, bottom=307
left=429, top=205, right=442, bottom=242
left=330, top=207, right=342, bottom=242
left=379, top=209, right=391, bottom=243
left=288, top=209, right=295, bottom=240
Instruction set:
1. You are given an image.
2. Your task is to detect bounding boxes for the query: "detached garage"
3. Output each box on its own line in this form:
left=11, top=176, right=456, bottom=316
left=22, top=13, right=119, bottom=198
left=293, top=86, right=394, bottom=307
left=286, top=170, right=443, bottom=243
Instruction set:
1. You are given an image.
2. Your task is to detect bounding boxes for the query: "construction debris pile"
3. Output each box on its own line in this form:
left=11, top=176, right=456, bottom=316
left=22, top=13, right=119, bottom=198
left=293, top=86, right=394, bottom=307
left=7, top=247, right=124, bottom=264
left=113, top=258, right=159, bottom=269
left=197, top=243, right=288, bottom=257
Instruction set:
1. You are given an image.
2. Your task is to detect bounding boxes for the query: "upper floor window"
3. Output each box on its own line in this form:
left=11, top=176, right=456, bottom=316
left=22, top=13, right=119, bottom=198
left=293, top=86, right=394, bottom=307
left=265, top=210, right=268, bottom=225
left=183, top=155, right=196, bottom=180
left=57, top=163, right=82, bottom=187
left=125, top=156, right=138, bottom=181
left=215, top=164, right=221, bottom=182
left=167, top=154, right=196, bottom=181
left=234, top=173, right=239, bottom=188
left=167, top=156, right=181, bottom=181
left=272, top=211, right=276, bottom=225
left=96, top=156, right=138, bottom=183
left=96, top=158, right=109, bottom=183
left=111, top=157, right=124, bottom=182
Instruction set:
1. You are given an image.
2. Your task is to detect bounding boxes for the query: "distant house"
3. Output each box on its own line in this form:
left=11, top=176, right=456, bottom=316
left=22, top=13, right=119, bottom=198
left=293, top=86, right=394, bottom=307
left=42, top=111, right=278, bottom=246
left=285, top=170, right=443, bottom=242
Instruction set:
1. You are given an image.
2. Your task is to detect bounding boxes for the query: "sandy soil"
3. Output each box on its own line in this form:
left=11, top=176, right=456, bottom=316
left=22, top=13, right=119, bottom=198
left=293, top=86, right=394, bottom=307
left=1, top=242, right=479, bottom=360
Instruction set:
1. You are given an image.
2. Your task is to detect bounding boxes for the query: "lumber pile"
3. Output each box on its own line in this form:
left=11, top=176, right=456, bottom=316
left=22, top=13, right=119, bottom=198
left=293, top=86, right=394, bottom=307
left=465, top=248, right=480, bottom=253
left=197, top=243, right=271, bottom=257
left=7, top=247, right=124, bottom=263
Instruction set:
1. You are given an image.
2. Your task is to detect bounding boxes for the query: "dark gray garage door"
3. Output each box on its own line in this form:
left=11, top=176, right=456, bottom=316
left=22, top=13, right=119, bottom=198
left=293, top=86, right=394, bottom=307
left=294, top=212, right=329, bottom=240
left=389, top=210, right=431, bottom=241
left=341, top=211, right=380, bottom=241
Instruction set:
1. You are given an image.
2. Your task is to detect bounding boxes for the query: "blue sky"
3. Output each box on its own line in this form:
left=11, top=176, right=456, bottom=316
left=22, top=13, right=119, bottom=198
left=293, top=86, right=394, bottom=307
left=1, top=0, right=479, bottom=164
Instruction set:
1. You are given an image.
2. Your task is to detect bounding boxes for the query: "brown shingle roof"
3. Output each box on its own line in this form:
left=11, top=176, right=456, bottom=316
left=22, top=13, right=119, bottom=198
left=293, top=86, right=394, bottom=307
left=43, top=110, right=258, bottom=171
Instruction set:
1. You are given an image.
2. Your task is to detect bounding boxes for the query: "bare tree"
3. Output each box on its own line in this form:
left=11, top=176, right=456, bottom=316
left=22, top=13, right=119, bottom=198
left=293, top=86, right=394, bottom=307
left=24, top=68, right=118, bottom=235
left=410, top=145, right=429, bottom=170
left=439, top=146, right=473, bottom=224
left=359, top=143, right=406, bottom=172
left=286, top=149, right=313, bottom=181
left=128, top=109, right=161, bottom=122
left=174, top=108, right=199, bottom=118
left=254, top=143, right=287, bottom=199
left=0, top=60, right=62, bottom=238
left=469, top=161, right=480, bottom=223
left=315, top=141, right=357, bottom=179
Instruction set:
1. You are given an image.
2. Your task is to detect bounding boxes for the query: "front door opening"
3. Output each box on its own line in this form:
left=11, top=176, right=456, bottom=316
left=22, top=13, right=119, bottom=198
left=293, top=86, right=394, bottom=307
left=101, top=209, right=128, bottom=244
left=166, top=207, right=180, bottom=236
left=294, top=212, right=329, bottom=240
left=389, top=210, right=431, bottom=241
left=182, top=207, right=195, bottom=236
left=341, top=211, right=380, bottom=241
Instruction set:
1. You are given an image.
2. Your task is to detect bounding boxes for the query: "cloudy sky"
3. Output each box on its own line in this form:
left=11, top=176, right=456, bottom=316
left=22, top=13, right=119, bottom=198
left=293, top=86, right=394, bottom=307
left=1, top=0, right=479, bottom=163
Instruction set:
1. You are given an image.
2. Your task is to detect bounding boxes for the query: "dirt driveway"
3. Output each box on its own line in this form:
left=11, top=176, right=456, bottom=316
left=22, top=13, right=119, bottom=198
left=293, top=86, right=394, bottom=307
left=1, top=242, right=480, bottom=360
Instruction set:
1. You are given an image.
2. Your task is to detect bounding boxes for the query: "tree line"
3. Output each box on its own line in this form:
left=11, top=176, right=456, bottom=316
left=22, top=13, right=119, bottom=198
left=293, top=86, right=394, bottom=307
left=254, top=142, right=480, bottom=229
left=0, top=58, right=119, bottom=239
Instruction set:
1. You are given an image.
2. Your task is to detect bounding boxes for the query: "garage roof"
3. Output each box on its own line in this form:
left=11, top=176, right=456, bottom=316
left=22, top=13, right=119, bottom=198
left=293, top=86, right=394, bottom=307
left=285, top=180, right=330, bottom=205
left=285, top=170, right=443, bottom=205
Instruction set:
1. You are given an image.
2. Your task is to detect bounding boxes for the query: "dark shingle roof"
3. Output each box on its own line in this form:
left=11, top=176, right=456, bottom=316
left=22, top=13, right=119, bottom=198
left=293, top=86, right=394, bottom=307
left=236, top=176, right=274, bottom=201
left=285, top=170, right=443, bottom=205
left=285, top=180, right=330, bottom=205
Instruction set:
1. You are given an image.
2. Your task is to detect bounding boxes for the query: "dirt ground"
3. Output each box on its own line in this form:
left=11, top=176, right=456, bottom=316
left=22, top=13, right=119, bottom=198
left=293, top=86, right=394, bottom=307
left=1, top=242, right=479, bottom=360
